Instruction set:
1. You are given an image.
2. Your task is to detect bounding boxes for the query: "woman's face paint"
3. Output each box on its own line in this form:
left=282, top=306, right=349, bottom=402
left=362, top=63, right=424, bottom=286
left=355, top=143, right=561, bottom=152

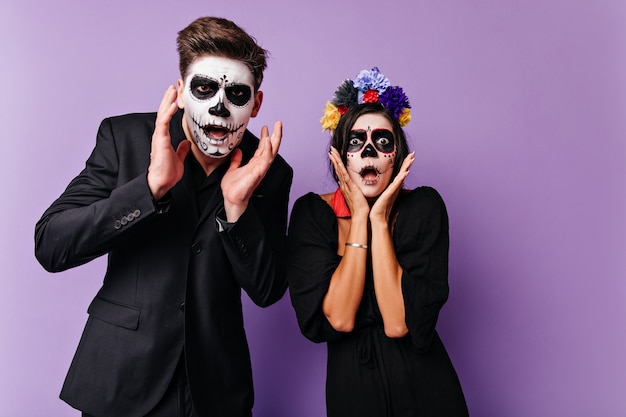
left=178, top=56, right=260, bottom=158
left=345, top=113, right=397, bottom=199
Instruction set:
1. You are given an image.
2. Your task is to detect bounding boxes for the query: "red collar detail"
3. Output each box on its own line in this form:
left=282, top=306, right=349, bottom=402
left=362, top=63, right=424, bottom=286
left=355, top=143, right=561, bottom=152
left=330, top=188, right=351, bottom=217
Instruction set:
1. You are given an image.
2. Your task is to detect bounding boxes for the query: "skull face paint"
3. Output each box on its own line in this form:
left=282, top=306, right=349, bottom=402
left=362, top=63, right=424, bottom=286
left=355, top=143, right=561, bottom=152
left=179, top=56, right=259, bottom=158
left=345, top=113, right=397, bottom=199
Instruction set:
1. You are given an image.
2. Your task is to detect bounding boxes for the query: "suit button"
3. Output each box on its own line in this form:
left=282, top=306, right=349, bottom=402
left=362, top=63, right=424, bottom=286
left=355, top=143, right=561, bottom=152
left=133, top=209, right=141, bottom=217
left=191, top=243, right=201, bottom=254
left=179, top=302, right=185, bottom=311
left=114, top=220, right=122, bottom=229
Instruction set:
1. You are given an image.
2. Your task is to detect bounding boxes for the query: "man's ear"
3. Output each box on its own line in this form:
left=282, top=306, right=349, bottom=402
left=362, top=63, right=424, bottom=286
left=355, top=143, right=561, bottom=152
left=250, top=90, right=263, bottom=118
left=176, top=79, right=185, bottom=108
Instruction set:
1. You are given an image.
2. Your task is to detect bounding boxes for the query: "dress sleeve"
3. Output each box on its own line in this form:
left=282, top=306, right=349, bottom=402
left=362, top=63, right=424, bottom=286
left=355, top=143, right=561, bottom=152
left=286, top=193, right=344, bottom=343
left=395, top=187, right=450, bottom=351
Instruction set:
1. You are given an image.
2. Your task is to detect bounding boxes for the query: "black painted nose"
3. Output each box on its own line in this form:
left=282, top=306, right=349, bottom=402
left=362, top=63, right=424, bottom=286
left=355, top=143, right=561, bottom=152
left=209, top=101, right=230, bottom=117
left=361, top=143, right=378, bottom=158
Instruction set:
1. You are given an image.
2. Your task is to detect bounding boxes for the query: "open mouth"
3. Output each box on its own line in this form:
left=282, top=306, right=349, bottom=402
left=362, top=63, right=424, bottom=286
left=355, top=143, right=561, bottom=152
left=360, top=167, right=380, bottom=179
left=203, top=125, right=230, bottom=142
left=358, top=166, right=383, bottom=184
left=192, top=117, right=244, bottom=143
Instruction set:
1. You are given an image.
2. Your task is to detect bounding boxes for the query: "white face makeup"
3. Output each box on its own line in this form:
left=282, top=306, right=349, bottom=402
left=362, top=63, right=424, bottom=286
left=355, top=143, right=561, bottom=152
left=179, top=56, right=258, bottom=158
left=345, top=113, right=397, bottom=199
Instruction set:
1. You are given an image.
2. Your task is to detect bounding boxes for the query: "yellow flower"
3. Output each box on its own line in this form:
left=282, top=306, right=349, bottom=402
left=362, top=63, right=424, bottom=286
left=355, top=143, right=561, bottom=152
left=320, top=102, right=341, bottom=132
left=398, top=108, right=411, bottom=127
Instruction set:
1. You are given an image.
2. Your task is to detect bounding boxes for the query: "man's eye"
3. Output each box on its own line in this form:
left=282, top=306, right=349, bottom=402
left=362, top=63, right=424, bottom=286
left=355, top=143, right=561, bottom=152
left=194, top=83, right=216, bottom=97
left=190, top=77, right=219, bottom=100
left=226, top=85, right=252, bottom=106
left=197, top=84, right=214, bottom=94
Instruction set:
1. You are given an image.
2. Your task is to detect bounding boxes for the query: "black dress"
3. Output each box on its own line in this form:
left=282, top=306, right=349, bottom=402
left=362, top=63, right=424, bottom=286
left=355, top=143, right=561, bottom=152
left=287, top=187, right=469, bottom=417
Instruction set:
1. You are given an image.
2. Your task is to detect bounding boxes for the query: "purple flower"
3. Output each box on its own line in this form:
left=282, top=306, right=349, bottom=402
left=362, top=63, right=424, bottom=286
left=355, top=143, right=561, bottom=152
left=379, top=86, right=411, bottom=119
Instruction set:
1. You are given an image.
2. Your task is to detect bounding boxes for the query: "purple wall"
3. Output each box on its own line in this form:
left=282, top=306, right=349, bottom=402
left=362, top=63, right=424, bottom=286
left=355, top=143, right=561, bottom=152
left=2, top=0, right=625, bottom=416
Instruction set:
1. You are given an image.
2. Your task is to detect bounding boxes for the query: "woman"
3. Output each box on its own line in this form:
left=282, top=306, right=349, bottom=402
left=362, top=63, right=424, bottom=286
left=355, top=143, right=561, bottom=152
left=287, top=68, right=468, bottom=417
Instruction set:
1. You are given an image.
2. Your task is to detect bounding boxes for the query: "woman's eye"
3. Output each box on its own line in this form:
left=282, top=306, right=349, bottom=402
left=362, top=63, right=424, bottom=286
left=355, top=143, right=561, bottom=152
left=376, top=137, right=390, bottom=146
left=372, top=129, right=395, bottom=153
left=347, top=130, right=367, bottom=152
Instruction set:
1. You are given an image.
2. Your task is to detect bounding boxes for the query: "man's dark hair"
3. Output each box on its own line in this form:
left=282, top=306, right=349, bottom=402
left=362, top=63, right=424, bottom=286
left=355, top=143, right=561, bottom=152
left=177, top=17, right=268, bottom=91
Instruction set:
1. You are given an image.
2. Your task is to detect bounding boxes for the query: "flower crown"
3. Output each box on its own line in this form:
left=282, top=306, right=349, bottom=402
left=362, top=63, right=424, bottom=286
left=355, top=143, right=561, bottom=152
left=320, top=67, right=411, bottom=132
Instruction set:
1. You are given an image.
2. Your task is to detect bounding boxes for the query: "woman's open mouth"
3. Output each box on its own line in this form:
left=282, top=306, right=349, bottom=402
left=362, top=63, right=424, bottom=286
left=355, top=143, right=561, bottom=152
left=357, top=166, right=384, bottom=185
left=360, top=167, right=380, bottom=181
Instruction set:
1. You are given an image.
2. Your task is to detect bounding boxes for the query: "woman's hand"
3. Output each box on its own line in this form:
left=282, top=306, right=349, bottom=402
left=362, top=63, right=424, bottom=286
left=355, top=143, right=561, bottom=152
left=370, top=152, right=415, bottom=224
left=328, top=147, right=370, bottom=218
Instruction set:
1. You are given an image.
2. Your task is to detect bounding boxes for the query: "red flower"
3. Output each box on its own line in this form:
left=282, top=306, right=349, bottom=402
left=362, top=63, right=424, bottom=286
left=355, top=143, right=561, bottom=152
left=362, top=89, right=379, bottom=103
left=338, top=105, right=348, bottom=115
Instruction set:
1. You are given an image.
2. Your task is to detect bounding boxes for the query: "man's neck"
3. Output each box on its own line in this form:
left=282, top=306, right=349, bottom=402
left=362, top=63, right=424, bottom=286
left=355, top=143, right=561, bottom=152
left=189, top=144, right=229, bottom=176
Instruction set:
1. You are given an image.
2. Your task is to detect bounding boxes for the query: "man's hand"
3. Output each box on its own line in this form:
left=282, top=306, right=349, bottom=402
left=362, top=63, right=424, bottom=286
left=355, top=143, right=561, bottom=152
left=147, top=86, right=191, bottom=200
left=220, top=121, right=283, bottom=222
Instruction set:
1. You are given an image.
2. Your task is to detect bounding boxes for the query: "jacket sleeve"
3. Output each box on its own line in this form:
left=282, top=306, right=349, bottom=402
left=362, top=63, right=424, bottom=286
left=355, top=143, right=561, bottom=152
left=34, top=117, right=159, bottom=272
left=286, top=193, right=344, bottom=343
left=396, top=187, right=451, bottom=351
left=218, top=157, right=293, bottom=307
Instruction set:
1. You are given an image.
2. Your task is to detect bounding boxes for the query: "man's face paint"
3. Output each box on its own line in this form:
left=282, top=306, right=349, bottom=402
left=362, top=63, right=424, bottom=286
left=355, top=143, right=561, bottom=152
left=179, top=56, right=258, bottom=158
left=345, top=113, right=397, bottom=199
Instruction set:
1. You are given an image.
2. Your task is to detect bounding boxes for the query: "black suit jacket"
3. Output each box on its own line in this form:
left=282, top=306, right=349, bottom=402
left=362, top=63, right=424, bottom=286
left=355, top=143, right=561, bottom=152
left=35, top=109, right=293, bottom=417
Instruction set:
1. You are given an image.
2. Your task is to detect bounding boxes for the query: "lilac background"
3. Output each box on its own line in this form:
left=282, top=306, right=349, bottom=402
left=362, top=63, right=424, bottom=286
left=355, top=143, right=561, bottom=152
left=1, top=0, right=625, bottom=416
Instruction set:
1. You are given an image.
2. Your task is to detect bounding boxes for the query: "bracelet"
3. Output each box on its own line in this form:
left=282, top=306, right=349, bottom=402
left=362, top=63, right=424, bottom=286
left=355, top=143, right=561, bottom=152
left=345, top=242, right=368, bottom=249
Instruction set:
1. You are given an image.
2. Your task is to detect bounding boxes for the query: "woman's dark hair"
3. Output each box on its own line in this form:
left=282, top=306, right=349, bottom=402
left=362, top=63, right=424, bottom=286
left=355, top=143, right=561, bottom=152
left=330, top=102, right=410, bottom=184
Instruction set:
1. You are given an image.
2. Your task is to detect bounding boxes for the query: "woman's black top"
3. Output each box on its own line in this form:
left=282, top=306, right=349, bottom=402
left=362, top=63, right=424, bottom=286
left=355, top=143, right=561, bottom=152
left=287, top=187, right=469, bottom=417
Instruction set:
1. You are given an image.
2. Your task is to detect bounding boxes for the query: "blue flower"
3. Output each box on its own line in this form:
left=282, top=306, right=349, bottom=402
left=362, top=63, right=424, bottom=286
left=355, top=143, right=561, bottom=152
left=353, top=67, right=390, bottom=93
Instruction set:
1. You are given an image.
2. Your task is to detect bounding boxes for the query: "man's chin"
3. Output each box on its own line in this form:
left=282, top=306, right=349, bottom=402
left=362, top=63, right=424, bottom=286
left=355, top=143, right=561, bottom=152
left=205, top=147, right=230, bottom=158
left=196, top=142, right=234, bottom=159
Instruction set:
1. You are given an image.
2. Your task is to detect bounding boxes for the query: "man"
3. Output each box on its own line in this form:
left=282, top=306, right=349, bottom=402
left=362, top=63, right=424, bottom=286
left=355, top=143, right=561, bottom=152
left=34, top=16, right=292, bottom=417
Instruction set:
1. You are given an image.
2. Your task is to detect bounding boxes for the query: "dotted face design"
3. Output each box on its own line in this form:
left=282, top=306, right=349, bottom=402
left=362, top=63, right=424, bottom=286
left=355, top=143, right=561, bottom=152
left=344, top=122, right=397, bottom=198
left=181, top=56, right=257, bottom=158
